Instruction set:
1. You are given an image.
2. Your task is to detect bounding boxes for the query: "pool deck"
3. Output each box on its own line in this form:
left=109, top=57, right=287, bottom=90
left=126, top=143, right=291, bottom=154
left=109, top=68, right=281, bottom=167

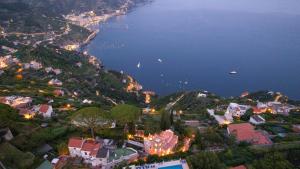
left=127, top=159, right=189, bottom=169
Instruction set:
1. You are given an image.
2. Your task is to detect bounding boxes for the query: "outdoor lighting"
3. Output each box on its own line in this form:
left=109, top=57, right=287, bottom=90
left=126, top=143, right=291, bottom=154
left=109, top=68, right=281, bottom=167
left=15, top=74, right=23, bottom=80
left=24, top=114, right=33, bottom=119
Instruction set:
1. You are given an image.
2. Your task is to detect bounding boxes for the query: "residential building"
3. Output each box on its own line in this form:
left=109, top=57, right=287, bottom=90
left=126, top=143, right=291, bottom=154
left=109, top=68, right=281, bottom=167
left=30, top=60, right=43, bottom=70
left=46, top=67, right=62, bottom=75
left=45, top=67, right=53, bottom=73
left=35, top=104, right=53, bottom=118
left=266, top=102, right=291, bottom=115
left=53, top=89, right=64, bottom=96
left=252, top=107, right=266, bottom=114
left=0, top=96, right=32, bottom=109
left=144, top=130, right=178, bottom=156
left=249, top=115, right=266, bottom=125
left=292, top=125, right=300, bottom=133
left=68, top=138, right=138, bottom=168
left=226, top=103, right=250, bottom=117
left=240, top=91, right=249, bottom=98
left=197, top=92, right=207, bottom=98
left=207, top=109, right=233, bottom=125
left=48, top=79, right=63, bottom=86
left=227, top=123, right=272, bottom=145
left=0, top=55, right=16, bottom=69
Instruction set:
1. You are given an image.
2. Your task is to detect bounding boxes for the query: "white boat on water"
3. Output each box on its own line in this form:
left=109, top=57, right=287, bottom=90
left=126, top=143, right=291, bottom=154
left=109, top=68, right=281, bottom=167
left=137, top=62, right=141, bottom=68
left=229, top=71, right=238, bottom=74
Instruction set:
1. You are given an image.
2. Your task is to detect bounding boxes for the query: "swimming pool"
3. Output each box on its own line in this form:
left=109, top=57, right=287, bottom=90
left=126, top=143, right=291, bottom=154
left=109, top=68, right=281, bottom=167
left=158, top=165, right=183, bottom=169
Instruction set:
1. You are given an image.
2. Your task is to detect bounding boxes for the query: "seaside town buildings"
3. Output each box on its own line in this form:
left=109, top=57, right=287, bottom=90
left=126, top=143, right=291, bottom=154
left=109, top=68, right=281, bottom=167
left=0, top=96, right=32, bottom=109
left=0, top=96, right=53, bottom=119
left=144, top=130, right=178, bottom=156
left=253, top=101, right=296, bottom=116
left=0, top=55, right=18, bottom=69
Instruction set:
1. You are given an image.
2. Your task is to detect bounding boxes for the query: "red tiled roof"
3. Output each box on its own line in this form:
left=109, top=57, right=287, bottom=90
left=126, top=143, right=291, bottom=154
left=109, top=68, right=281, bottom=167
left=81, top=140, right=101, bottom=156
left=39, top=104, right=50, bottom=113
left=68, top=138, right=84, bottom=148
left=252, top=107, right=265, bottom=114
left=228, top=123, right=272, bottom=145
left=0, top=97, right=6, bottom=103
left=53, top=90, right=64, bottom=96
left=230, top=165, right=247, bottom=169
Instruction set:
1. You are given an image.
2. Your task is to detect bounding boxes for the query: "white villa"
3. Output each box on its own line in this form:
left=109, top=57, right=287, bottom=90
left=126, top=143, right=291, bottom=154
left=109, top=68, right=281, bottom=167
left=226, top=103, right=250, bottom=118
left=68, top=138, right=138, bottom=169
left=48, top=79, right=63, bottom=86
left=34, top=104, right=53, bottom=118
left=207, top=109, right=233, bottom=125
left=144, top=130, right=178, bottom=156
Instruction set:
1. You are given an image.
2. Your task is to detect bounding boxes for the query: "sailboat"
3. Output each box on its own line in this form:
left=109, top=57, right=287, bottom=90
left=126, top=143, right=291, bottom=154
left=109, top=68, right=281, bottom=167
left=229, top=71, right=238, bottom=75
left=137, top=62, right=141, bottom=68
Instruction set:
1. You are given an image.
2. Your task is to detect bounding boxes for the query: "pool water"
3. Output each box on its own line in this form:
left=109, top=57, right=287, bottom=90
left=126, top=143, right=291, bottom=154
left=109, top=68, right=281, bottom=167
left=158, top=165, right=183, bottom=169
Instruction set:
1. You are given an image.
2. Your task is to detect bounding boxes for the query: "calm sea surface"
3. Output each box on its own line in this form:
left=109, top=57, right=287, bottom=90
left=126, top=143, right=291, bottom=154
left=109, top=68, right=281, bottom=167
left=88, top=0, right=300, bottom=99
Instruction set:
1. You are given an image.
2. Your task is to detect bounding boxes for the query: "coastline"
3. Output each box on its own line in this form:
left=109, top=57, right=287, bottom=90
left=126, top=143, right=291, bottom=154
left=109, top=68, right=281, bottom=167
left=77, top=0, right=154, bottom=50
left=74, top=0, right=300, bottom=101
left=77, top=0, right=146, bottom=51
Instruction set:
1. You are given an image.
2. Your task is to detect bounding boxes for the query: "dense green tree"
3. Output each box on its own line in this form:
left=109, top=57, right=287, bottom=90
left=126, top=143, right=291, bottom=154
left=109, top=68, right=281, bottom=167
left=174, top=120, right=184, bottom=135
left=203, top=127, right=223, bottom=144
left=241, top=108, right=254, bottom=121
left=71, top=107, right=110, bottom=138
left=110, top=104, right=140, bottom=126
left=187, top=152, right=226, bottom=169
left=287, top=149, right=300, bottom=167
left=57, top=142, right=69, bottom=155
left=160, top=110, right=171, bottom=130
left=0, top=103, right=19, bottom=128
left=170, top=111, right=174, bottom=125
left=252, top=152, right=294, bottom=169
left=194, top=131, right=206, bottom=150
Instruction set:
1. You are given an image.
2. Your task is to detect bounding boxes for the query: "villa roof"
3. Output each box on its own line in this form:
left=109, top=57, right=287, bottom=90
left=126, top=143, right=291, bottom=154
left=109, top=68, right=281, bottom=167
left=251, top=115, right=265, bottom=122
left=0, top=97, right=6, bottom=103
left=228, top=123, right=272, bottom=145
left=68, top=138, right=84, bottom=148
left=39, top=104, right=50, bottom=113
left=81, top=140, right=101, bottom=156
